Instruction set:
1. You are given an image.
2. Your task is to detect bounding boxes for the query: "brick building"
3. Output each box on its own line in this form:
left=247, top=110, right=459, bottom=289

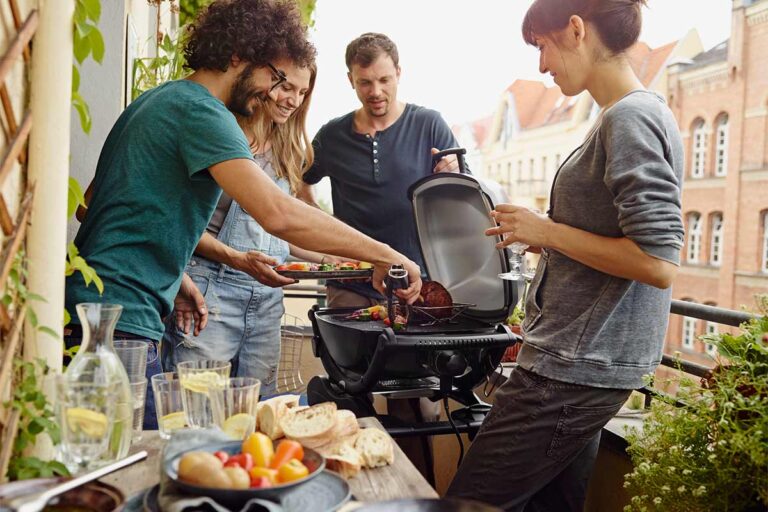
left=665, top=0, right=768, bottom=365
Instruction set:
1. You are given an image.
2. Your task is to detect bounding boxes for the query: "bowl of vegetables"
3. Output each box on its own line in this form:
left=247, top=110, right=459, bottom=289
left=165, top=433, right=324, bottom=507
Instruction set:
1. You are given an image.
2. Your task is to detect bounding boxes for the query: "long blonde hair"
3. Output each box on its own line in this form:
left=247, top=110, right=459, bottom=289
left=237, top=63, right=317, bottom=195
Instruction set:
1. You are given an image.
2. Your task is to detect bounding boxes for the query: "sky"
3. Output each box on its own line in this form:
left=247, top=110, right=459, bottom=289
left=305, top=0, right=733, bottom=138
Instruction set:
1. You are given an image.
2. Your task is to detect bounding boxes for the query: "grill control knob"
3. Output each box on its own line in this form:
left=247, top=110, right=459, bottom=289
left=430, top=350, right=468, bottom=377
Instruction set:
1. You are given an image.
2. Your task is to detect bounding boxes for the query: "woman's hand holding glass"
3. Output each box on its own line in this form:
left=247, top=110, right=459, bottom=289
left=486, top=205, right=551, bottom=281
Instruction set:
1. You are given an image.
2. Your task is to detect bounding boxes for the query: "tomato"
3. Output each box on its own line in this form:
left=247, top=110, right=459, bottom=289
left=213, top=451, right=229, bottom=464
left=270, top=440, right=304, bottom=470
left=277, top=458, right=309, bottom=483
left=371, top=310, right=380, bottom=320
left=224, top=453, right=253, bottom=471
left=383, top=317, right=391, bottom=327
left=250, top=475, right=273, bottom=489
left=275, top=264, right=289, bottom=271
left=249, top=466, right=278, bottom=484
left=242, top=432, right=274, bottom=468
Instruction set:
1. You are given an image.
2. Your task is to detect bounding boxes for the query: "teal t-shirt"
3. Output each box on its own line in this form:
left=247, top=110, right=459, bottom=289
left=65, top=80, right=253, bottom=339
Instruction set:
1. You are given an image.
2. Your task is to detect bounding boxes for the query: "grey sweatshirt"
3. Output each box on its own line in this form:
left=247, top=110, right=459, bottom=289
left=519, top=91, right=684, bottom=389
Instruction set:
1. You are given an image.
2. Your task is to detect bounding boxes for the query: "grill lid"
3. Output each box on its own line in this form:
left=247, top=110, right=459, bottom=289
left=408, top=171, right=518, bottom=324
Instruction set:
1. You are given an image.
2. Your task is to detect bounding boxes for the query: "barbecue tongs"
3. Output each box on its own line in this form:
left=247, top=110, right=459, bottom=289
left=385, top=264, right=409, bottom=323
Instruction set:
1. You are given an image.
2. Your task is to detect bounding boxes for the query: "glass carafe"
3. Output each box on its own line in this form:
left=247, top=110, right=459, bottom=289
left=64, top=303, right=133, bottom=463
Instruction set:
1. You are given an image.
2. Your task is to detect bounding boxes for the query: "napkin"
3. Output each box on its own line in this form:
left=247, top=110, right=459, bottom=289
left=158, top=429, right=282, bottom=512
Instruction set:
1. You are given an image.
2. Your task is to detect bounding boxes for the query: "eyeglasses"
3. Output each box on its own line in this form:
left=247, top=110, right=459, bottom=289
left=267, top=63, right=287, bottom=92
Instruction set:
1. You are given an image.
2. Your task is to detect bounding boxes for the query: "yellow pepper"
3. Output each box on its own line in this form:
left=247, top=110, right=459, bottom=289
left=241, top=432, right=274, bottom=468
left=277, top=458, right=309, bottom=483
left=249, top=466, right=278, bottom=484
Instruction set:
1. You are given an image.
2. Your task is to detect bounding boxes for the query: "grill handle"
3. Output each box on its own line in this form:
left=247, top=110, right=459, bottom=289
left=316, top=326, right=395, bottom=395
left=431, top=147, right=467, bottom=174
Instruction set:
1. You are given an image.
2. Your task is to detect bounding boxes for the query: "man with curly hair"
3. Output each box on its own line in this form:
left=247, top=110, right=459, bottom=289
left=66, top=0, right=423, bottom=429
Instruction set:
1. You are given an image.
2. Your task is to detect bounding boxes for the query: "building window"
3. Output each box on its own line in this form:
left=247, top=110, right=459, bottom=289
left=714, top=114, right=728, bottom=177
left=691, top=119, right=707, bottom=179
left=710, top=213, right=724, bottom=266
left=687, top=212, right=702, bottom=263
left=705, top=321, right=718, bottom=356
left=506, top=162, right=512, bottom=186
left=517, top=160, right=523, bottom=182
left=540, top=156, right=547, bottom=180
left=762, top=211, right=768, bottom=273
left=682, top=316, right=696, bottom=350
left=528, top=158, right=535, bottom=181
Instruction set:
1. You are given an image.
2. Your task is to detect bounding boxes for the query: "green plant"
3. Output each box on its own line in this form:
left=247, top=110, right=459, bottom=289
left=4, top=358, right=69, bottom=480
left=505, top=301, right=525, bottom=326
left=72, top=0, right=105, bottom=134
left=132, top=32, right=188, bottom=101
left=623, top=296, right=768, bottom=511
left=179, top=0, right=316, bottom=29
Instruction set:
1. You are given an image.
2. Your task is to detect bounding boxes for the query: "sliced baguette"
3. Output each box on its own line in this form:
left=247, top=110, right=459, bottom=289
left=318, top=437, right=363, bottom=479
left=258, top=394, right=301, bottom=440
left=353, top=428, right=394, bottom=468
left=330, top=409, right=359, bottom=440
left=280, top=401, right=337, bottom=448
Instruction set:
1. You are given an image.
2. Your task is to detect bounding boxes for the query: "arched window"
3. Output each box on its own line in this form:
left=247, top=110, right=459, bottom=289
left=714, top=114, right=729, bottom=177
left=687, top=212, right=702, bottom=263
left=762, top=211, right=768, bottom=273
left=682, top=314, right=697, bottom=351
left=710, top=213, right=724, bottom=266
left=691, top=119, right=707, bottom=178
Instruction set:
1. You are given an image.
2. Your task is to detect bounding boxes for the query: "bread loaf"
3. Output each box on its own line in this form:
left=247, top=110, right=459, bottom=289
left=330, top=409, right=359, bottom=439
left=258, top=394, right=301, bottom=440
left=318, top=437, right=363, bottom=479
left=353, top=428, right=394, bottom=468
left=280, top=401, right=337, bottom=448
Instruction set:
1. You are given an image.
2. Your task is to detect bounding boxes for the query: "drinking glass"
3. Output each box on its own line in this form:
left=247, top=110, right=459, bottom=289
left=129, top=379, right=147, bottom=442
left=151, top=372, right=187, bottom=440
left=498, top=242, right=535, bottom=281
left=56, top=375, right=118, bottom=473
left=209, top=377, right=261, bottom=440
left=177, top=360, right=231, bottom=429
left=113, top=340, right=148, bottom=381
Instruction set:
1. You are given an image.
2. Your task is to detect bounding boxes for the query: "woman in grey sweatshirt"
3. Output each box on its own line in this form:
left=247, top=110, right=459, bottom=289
left=447, top=0, right=684, bottom=510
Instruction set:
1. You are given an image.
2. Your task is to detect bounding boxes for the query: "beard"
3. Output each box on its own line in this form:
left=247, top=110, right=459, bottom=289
left=227, top=64, right=266, bottom=117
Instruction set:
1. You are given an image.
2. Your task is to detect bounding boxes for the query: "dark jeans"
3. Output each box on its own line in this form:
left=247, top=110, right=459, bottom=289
left=64, top=327, right=162, bottom=430
left=446, top=367, right=630, bottom=511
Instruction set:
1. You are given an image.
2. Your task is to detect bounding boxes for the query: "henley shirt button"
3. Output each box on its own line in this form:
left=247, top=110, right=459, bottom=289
left=373, top=149, right=378, bottom=154
left=373, top=141, right=378, bottom=146
left=374, top=158, right=379, bottom=163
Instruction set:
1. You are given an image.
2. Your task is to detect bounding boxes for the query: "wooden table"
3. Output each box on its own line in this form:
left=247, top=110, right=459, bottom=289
left=101, top=417, right=438, bottom=504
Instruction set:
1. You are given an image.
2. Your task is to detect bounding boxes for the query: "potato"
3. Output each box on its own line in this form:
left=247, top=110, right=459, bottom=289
left=178, top=451, right=223, bottom=482
left=195, top=464, right=233, bottom=489
left=223, top=466, right=251, bottom=489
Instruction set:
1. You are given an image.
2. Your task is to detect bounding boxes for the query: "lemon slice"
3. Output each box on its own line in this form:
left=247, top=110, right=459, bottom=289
left=181, top=371, right=225, bottom=394
left=160, top=411, right=187, bottom=432
left=66, top=407, right=108, bottom=438
left=222, top=413, right=256, bottom=440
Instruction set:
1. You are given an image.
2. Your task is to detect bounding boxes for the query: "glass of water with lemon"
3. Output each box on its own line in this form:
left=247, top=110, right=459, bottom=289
left=209, top=377, right=261, bottom=440
left=56, top=374, right=118, bottom=472
left=177, top=360, right=231, bottom=429
left=151, top=372, right=187, bottom=439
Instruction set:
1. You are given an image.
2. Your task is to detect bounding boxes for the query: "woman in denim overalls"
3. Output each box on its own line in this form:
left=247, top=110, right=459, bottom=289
left=162, top=60, right=333, bottom=395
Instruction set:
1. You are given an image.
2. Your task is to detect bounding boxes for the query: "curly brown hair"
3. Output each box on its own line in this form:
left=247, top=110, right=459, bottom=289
left=184, top=0, right=316, bottom=72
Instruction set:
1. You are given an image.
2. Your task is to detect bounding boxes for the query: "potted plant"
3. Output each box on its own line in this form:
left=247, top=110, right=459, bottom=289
left=501, top=302, right=524, bottom=363
left=622, top=295, right=768, bottom=511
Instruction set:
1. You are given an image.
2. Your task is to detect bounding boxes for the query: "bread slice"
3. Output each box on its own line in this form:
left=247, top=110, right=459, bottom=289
left=258, top=394, right=301, bottom=440
left=317, top=436, right=363, bottom=479
left=353, top=428, right=394, bottom=468
left=280, top=401, right=337, bottom=448
left=330, top=409, right=359, bottom=440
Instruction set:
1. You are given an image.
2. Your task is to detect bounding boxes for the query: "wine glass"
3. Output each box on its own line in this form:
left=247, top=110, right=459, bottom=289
left=498, top=242, right=535, bottom=281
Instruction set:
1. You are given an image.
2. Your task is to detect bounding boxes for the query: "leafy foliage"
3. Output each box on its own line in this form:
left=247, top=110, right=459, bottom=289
left=65, top=242, right=103, bottom=295
left=179, top=0, right=316, bottom=27
left=132, top=32, right=189, bottom=101
left=72, top=0, right=105, bottom=134
left=623, top=296, right=768, bottom=511
left=4, top=359, right=70, bottom=480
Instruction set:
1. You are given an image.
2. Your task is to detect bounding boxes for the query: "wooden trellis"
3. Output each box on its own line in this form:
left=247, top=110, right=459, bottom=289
left=0, top=0, right=38, bottom=483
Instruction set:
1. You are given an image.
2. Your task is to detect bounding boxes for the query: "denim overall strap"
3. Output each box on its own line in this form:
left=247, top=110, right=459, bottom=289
left=214, top=197, right=242, bottom=281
